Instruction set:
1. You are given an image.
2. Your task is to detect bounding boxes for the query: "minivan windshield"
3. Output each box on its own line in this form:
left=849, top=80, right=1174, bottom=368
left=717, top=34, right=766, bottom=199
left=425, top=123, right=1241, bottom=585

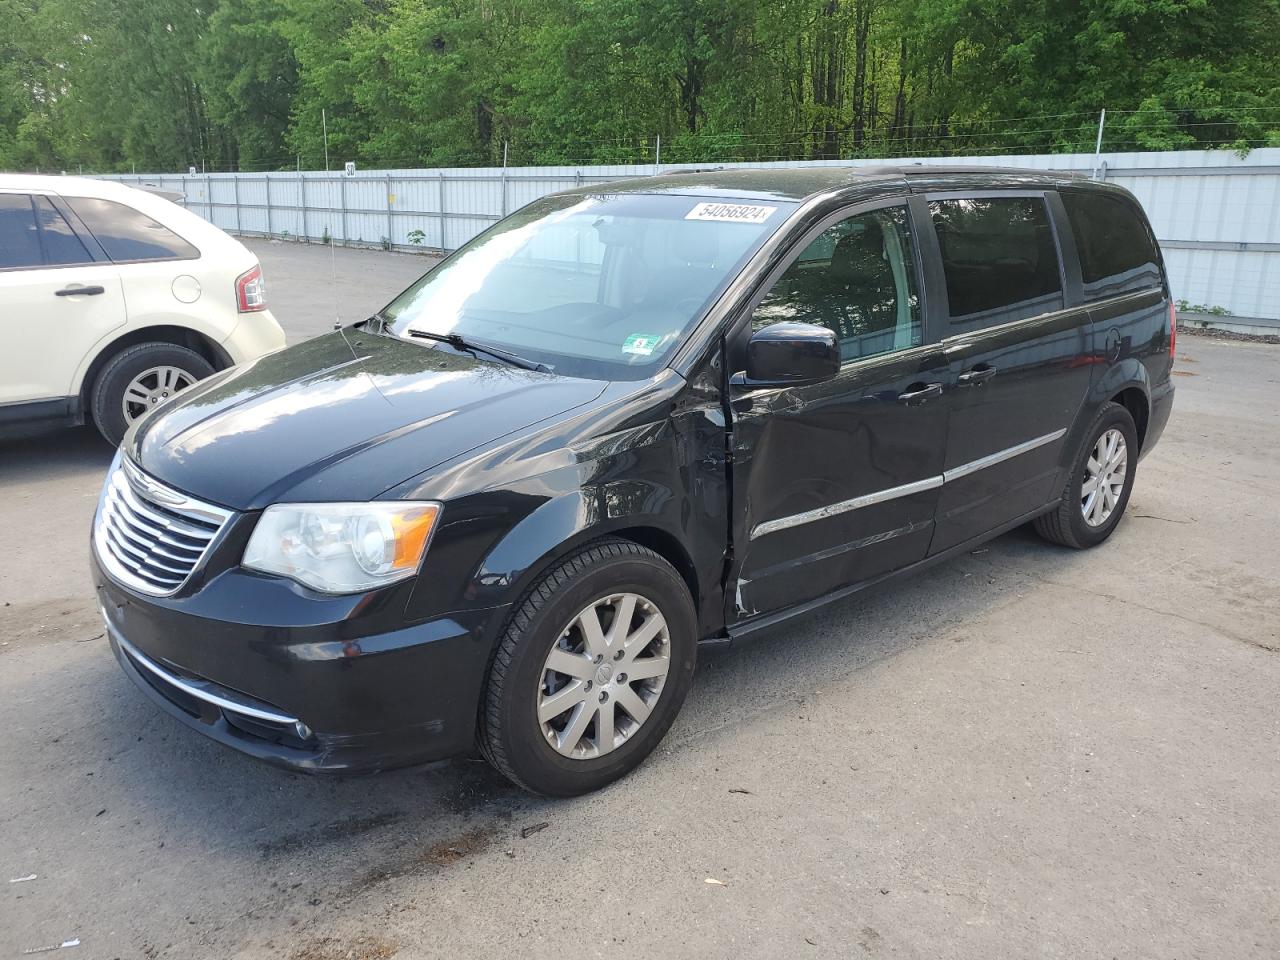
left=382, top=193, right=794, bottom=380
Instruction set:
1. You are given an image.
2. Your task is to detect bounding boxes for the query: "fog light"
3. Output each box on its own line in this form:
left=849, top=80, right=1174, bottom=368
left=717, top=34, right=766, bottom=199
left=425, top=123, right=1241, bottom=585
left=293, top=721, right=314, bottom=740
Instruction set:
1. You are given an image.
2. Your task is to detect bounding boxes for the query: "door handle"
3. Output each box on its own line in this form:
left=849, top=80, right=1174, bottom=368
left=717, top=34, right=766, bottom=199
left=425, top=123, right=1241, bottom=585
left=55, top=285, right=105, bottom=297
left=958, top=363, right=997, bottom=385
left=897, top=382, right=943, bottom=404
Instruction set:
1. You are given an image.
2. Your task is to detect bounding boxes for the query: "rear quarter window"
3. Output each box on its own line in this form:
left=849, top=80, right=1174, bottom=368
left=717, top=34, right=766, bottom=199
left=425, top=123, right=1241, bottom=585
left=0, top=194, right=43, bottom=269
left=65, top=196, right=199, bottom=263
left=1061, top=191, right=1162, bottom=298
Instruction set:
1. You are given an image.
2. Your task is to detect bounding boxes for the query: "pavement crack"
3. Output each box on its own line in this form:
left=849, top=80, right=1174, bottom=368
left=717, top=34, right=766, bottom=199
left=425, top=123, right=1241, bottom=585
left=1131, top=513, right=1195, bottom=524
left=1028, top=574, right=1277, bottom=654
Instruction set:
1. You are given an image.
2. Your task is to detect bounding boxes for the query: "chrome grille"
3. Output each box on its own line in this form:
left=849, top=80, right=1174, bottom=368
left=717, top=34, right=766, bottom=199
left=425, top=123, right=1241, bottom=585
left=94, top=458, right=232, bottom=596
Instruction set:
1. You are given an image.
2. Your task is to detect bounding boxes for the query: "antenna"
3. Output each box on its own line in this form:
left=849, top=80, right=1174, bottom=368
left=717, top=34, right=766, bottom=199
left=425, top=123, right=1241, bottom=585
left=329, top=164, right=341, bottom=329
left=322, top=109, right=330, bottom=172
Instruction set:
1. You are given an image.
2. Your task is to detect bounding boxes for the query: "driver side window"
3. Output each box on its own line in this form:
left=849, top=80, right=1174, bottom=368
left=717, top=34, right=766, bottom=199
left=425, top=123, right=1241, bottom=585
left=752, top=205, right=922, bottom=363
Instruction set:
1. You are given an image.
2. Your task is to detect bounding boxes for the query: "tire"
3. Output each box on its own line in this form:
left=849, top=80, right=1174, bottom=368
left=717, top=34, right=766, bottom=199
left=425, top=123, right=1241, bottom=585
left=90, top=342, right=214, bottom=447
left=1033, top=401, right=1138, bottom=549
left=480, top=538, right=697, bottom=796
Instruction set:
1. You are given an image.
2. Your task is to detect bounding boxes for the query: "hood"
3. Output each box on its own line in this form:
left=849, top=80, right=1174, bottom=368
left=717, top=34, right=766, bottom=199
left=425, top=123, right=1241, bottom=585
left=127, top=331, right=608, bottom=510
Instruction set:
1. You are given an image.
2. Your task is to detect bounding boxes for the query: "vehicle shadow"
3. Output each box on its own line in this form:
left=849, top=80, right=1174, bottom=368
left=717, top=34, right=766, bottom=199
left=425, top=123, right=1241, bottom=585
left=0, top=424, right=115, bottom=483
left=0, top=426, right=116, bottom=628
left=51, top=522, right=1084, bottom=813
left=12, top=513, right=1097, bottom=944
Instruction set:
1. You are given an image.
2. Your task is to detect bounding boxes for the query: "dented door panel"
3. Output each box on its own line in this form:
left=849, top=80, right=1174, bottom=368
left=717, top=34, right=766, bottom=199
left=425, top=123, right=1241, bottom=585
left=727, top=345, right=950, bottom=620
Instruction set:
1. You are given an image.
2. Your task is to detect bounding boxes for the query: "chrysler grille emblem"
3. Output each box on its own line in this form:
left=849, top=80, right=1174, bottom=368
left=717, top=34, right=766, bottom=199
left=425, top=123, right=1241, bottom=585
left=138, top=479, right=184, bottom=506
left=122, top=459, right=185, bottom=506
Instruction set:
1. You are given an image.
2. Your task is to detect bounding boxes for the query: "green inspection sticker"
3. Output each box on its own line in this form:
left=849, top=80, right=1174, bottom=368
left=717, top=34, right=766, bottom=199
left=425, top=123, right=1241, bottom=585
left=621, top=333, right=662, bottom=357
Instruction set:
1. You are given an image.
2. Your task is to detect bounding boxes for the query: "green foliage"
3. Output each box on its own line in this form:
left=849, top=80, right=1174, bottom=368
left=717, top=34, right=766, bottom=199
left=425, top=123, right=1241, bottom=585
left=2, top=0, right=1277, bottom=172
left=202, top=0, right=300, bottom=168
left=1176, top=299, right=1232, bottom=317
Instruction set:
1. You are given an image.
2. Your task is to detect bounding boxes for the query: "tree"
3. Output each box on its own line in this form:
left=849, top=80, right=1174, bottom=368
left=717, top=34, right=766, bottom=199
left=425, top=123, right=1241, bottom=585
left=201, top=0, right=299, bottom=170
left=0, top=0, right=1276, bottom=172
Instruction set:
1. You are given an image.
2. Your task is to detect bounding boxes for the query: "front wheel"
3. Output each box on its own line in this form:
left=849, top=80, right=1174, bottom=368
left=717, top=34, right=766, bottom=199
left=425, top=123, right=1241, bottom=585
left=90, top=342, right=214, bottom=446
left=480, top=538, right=697, bottom=796
left=1033, top=401, right=1138, bottom=549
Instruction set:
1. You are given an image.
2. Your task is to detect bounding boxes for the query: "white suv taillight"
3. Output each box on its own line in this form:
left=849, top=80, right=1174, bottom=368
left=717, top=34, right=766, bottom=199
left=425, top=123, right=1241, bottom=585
left=236, top=264, right=267, bottom=313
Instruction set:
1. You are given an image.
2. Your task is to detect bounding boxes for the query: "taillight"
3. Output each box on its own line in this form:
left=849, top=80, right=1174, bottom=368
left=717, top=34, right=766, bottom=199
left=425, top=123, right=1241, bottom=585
left=1168, top=301, right=1177, bottom=358
left=236, top=264, right=266, bottom=313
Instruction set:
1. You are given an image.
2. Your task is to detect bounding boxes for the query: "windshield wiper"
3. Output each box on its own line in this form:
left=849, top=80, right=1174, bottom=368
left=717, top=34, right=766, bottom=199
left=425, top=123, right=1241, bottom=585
left=405, top=329, right=549, bottom=372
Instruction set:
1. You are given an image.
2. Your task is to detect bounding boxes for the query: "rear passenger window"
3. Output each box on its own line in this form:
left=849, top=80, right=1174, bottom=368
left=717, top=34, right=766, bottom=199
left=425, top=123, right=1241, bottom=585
left=33, top=197, right=93, bottom=266
left=0, top=195, right=43, bottom=269
left=65, top=197, right=198, bottom=263
left=1061, top=191, right=1162, bottom=296
left=930, top=197, right=1063, bottom=324
left=752, top=205, right=922, bottom=363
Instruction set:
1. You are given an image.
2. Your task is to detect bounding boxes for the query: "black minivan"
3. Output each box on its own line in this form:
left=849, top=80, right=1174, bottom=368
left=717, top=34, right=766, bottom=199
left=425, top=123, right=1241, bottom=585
left=93, top=166, right=1175, bottom=795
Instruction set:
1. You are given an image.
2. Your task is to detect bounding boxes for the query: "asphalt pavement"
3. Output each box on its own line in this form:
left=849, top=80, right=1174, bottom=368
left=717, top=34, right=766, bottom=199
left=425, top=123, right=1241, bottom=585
left=1, top=240, right=1277, bottom=959
left=243, top=237, right=438, bottom=340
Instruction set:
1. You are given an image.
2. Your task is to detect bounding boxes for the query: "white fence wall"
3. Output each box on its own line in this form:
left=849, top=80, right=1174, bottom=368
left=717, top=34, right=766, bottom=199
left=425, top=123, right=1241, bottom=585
left=104, top=148, right=1280, bottom=326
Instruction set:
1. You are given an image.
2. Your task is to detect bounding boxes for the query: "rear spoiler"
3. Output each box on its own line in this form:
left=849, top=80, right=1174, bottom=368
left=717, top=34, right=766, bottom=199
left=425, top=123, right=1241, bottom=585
left=133, top=183, right=187, bottom=203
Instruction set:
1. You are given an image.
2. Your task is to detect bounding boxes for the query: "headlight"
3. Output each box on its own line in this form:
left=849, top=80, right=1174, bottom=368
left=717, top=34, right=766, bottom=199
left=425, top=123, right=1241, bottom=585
left=243, top=501, right=441, bottom=593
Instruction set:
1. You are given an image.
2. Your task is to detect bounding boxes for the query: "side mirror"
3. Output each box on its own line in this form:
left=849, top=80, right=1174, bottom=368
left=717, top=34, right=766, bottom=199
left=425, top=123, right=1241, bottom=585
left=731, top=321, right=840, bottom=389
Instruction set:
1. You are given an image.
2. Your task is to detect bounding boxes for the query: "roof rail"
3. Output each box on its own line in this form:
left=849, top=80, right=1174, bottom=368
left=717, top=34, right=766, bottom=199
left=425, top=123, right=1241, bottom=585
left=655, top=166, right=727, bottom=176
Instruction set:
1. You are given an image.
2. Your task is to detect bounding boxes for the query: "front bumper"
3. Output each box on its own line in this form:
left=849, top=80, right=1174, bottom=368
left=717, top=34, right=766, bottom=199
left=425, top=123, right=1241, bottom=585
left=94, top=550, right=508, bottom=774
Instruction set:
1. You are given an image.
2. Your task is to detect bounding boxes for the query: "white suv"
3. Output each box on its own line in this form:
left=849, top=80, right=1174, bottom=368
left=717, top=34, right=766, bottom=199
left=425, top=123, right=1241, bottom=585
left=0, top=175, right=286, bottom=445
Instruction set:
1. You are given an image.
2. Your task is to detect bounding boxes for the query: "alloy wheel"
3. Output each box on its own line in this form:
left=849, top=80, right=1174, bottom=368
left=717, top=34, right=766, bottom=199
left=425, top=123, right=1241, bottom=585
left=121, top=366, right=196, bottom=425
left=1081, top=427, right=1128, bottom=527
left=537, top=592, right=671, bottom=759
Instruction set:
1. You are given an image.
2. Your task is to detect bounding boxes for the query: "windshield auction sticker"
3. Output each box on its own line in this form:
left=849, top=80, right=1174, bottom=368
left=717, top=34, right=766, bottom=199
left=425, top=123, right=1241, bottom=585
left=685, top=202, right=777, bottom=224
left=622, top=333, right=662, bottom=356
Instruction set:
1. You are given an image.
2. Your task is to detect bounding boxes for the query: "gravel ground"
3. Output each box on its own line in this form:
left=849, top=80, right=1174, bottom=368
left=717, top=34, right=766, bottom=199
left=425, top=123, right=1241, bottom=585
left=1178, top=322, right=1280, bottom=345
left=1, top=241, right=1277, bottom=959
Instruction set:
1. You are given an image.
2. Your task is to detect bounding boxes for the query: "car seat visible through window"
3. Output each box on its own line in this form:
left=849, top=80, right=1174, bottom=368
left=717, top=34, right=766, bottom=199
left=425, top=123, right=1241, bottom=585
left=826, top=222, right=898, bottom=350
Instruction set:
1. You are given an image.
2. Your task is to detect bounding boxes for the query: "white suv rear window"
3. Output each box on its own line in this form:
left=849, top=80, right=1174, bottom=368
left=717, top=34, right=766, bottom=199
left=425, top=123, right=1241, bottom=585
left=0, top=194, right=43, bottom=268
left=0, top=194, right=94, bottom=269
left=66, top=196, right=199, bottom=263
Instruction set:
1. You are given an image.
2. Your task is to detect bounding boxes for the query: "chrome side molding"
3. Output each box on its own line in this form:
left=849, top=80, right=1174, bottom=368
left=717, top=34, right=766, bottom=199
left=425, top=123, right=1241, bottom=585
left=750, top=428, right=1067, bottom=540
left=750, top=475, right=944, bottom=540
left=942, top=429, right=1066, bottom=483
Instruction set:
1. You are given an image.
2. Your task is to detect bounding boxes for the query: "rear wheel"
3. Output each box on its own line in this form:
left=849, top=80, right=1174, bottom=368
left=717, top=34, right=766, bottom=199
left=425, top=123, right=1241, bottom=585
left=90, top=342, right=214, bottom=446
left=480, top=538, right=697, bottom=796
left=1033, top=401, right=1138, bottom=549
